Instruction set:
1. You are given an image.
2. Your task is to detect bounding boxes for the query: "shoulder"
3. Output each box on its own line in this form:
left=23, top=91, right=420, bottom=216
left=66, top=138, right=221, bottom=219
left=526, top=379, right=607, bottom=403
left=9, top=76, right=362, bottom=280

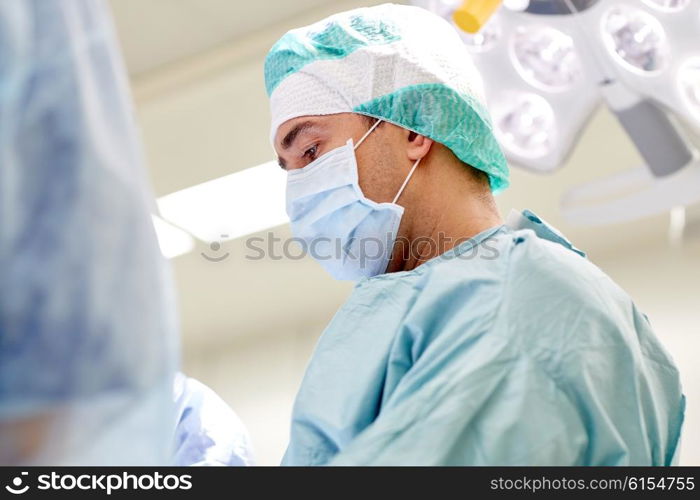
left=495, top=228, right=644, bottom=360
left=504, top=228, right=625, bottom=313
left=414, top=227, right=636, bottom=346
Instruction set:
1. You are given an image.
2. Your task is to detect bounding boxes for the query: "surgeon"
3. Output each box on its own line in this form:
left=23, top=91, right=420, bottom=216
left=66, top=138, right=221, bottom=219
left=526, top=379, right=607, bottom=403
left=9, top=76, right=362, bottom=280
left=264, top=4, right=685, bottom=465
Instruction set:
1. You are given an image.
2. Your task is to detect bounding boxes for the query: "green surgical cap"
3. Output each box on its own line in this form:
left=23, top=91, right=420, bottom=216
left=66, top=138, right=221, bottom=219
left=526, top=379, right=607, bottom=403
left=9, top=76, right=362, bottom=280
left=264, top=3, right=509, bottom=192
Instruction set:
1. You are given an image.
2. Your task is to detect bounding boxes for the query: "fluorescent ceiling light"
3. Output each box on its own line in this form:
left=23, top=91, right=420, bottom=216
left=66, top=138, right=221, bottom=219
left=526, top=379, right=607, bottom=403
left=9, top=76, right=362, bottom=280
left=152, top=215, right=195, bottom=259
left=157, top=161, right=288, bottom=243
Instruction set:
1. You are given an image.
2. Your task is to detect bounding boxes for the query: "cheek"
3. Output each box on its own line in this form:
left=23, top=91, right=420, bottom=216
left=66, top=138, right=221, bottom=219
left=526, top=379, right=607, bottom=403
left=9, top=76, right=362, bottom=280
left=355, top=146, right=402, bottom=204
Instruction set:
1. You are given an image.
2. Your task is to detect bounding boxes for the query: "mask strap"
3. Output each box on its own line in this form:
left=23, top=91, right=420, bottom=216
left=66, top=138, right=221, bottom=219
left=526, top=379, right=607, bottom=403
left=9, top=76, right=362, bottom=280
left=354, top=119, right=383, bottom=150
left=392, top=157, right=421, bottom=205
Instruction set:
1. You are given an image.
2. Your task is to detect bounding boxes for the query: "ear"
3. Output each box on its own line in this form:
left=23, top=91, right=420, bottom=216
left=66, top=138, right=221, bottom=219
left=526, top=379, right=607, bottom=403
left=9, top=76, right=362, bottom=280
left=406, top=130, right=433, bottom=162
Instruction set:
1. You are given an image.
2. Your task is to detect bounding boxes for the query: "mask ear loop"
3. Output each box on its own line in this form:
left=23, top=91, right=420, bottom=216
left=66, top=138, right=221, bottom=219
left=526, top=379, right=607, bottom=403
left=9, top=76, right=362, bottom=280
left=354, top=118, right=383, bottom=150
left=392, top=158, right=421, bottom=204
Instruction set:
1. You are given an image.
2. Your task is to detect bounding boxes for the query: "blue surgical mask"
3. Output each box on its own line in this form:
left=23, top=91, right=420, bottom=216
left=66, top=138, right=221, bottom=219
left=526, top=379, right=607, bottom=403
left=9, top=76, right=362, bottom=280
left=285, top=120, right=421, bottom=280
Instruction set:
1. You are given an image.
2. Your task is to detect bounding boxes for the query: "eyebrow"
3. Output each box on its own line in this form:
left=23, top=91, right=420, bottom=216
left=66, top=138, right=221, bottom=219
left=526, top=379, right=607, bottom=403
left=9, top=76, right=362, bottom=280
left=277, top=120, right=319, bottom=169
left=281, top=121, right=316, bottom=150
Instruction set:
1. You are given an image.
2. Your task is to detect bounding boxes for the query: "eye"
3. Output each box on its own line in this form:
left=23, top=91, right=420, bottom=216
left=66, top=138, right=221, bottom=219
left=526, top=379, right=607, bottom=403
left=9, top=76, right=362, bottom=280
left=303, top=144, right=318, bottom=161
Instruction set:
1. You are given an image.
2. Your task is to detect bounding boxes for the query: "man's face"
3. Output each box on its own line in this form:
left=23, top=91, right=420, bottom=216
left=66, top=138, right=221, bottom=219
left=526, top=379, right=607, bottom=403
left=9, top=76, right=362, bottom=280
left=273, top=113, right=410, bottom=205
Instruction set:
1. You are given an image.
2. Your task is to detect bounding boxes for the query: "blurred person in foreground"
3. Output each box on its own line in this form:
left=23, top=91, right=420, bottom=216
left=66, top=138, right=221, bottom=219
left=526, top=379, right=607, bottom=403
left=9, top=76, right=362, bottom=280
left=0, top=0, right=251, bottom=465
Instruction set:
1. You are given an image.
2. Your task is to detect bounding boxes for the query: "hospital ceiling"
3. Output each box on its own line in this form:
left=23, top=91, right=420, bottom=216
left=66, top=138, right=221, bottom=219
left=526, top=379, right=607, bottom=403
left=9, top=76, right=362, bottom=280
left=109, top=0, right=348, bottom=75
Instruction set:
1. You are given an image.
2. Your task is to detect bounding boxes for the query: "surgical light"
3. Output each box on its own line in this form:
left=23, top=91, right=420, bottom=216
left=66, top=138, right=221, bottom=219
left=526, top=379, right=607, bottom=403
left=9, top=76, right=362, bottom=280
left=679, top=58, right=700, bottom=116
left=459, top=17, right=501, bottom=51
left=511, top=26, right=582, bottom=90
left=642, top=0, right=691, bottom=12
left=416, top=0, right=700, bottom=226
left=496, top=93, right=556, bottom=157
left=601, top=5, right=668, bottom=73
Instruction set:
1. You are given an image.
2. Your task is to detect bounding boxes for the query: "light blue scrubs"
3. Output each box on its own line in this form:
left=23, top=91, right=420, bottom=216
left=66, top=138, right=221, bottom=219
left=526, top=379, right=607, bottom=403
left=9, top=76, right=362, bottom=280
left=283, top=210, right=685, bottom=466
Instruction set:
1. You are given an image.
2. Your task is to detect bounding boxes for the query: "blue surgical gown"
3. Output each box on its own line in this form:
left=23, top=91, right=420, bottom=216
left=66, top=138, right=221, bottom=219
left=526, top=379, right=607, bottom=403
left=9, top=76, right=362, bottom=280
left=282, top=210, right=685, bottom=465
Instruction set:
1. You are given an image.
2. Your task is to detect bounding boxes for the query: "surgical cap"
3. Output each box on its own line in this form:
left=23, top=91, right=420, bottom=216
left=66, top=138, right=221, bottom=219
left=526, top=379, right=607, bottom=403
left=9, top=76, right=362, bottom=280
left=264, top=3, right=509, bottom=192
